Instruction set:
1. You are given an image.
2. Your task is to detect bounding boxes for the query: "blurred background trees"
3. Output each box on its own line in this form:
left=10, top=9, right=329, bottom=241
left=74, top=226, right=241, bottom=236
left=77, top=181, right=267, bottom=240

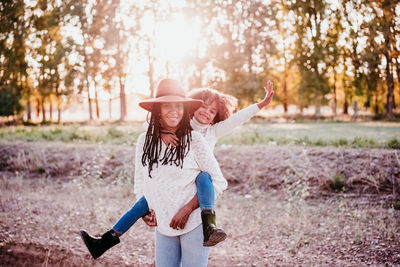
left=0, top=0, right=399, bottom=122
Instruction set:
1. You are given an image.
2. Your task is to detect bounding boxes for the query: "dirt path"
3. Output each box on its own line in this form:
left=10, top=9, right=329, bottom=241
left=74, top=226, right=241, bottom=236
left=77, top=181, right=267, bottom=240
left=1, top=142, right=399, bottom=266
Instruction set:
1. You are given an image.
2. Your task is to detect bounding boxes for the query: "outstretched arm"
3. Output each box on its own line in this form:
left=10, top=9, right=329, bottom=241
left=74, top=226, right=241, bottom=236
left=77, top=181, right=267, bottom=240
left=214, top=80, right=275, bottom=139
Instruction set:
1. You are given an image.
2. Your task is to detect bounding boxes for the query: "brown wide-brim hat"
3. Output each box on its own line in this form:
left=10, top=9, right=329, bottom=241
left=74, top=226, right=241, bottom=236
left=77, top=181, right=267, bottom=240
left=139, top=78, right=203, bottom=114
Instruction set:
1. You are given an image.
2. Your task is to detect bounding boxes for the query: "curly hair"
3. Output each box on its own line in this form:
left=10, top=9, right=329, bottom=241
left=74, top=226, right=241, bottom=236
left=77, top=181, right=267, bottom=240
left=142, top=103, right=192, bottom=177
left=187, top=87, right=238, bottom=124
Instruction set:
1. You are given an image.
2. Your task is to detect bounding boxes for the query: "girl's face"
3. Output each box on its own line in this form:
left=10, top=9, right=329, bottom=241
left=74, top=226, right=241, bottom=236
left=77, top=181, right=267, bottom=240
left=160, top=102, right=184, bottom=129
left=193, top=100, right=218, bottom=125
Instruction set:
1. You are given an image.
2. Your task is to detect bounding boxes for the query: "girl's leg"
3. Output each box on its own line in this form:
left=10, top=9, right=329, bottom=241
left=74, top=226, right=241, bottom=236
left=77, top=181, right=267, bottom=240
left=155, top=230, right=181, bottom=267
left=196, top=172, right=227, bottom=247
left=113, top=196, right=150, bottom=235
left=195, top=172, right=215, bottom=210
left=80, top=196, right=150, bottom=259
left=180, top=224, right=210, bottom=267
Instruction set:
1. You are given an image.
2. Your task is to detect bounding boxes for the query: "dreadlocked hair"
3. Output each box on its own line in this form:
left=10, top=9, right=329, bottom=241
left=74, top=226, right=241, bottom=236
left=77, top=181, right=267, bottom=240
left=188, top=87, right=238, bottom=124
left=141, top=103, right=193, bottom=178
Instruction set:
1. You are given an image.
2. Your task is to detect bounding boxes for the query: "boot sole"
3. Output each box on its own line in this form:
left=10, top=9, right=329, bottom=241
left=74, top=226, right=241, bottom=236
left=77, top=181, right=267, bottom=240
left=203, top=230, right=227, bottom=247
left=80, top=230, right=100, bottom=259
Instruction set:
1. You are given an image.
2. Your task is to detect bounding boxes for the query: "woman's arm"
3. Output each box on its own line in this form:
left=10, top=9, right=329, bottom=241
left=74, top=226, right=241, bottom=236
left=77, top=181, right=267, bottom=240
left=214, top=81, right=274, bottom=139
left=169, top=194, right=199, bottom=230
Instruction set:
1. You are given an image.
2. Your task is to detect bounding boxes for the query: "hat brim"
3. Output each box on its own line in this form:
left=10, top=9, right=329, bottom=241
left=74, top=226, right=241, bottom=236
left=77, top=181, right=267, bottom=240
left=139, top=95, right=203, bottom=114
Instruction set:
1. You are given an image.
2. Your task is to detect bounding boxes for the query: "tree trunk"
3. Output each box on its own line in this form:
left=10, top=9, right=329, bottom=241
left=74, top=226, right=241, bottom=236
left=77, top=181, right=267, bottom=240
left=27, top=96, right=32, bottom=121
left=119, top=77, right=126, bottom=121
left=41, top=97, right=46, bottom=122
left=283, top=58, right=288, bottom=113
left=94, top=81, right=100, bottom=119
left=49, top=99, right=53, bottom=121
left=87, top=89, right=93, bottom=121
left=57, top=96, right=61, bottom=123
left=333, top=69, right=337, bottom=116
left=385, top=50, right=394, bottom=116
left=397, top=58, right=400, bottom=108
left=36, top=98, right=40, bottom=118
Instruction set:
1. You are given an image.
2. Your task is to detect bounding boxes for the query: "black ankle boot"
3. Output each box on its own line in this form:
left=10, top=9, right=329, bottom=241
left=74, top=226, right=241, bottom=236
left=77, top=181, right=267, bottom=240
left=80, top=229, right=120, bottom=259
left=201, top=209, right=227, bottom=247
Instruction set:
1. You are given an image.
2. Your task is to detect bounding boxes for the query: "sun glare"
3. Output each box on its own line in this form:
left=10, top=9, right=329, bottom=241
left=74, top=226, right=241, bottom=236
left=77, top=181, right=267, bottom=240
left=154, top=14, right=201, bottom=61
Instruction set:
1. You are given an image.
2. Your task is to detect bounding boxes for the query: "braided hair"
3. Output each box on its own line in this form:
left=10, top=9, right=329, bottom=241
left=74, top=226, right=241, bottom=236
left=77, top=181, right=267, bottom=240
left=141, top=103, right=193, bottom=177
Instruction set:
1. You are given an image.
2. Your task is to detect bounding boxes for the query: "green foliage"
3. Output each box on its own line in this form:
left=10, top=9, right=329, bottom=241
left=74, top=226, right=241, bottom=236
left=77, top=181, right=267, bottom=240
left=0, top=85, right=23, bottom=116
left=327, top=173, right=346, bottom=192
left=387, top=138, right=400, bottom=149
left=392, top=201, right=400, bottom=211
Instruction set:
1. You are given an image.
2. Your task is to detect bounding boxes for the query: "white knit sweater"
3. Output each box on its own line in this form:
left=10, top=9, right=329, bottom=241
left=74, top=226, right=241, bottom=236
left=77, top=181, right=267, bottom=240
left=135, top=103, right=260, bottom=236
left=134, top=131, right=227, bottom=236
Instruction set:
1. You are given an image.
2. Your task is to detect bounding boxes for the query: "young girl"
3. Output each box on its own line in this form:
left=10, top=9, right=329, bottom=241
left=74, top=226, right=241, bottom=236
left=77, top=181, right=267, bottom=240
left=80, top=80, right=274, bottom=259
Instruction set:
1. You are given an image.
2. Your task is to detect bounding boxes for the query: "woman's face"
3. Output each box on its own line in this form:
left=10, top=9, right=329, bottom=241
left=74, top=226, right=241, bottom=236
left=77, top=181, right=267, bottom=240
left=160, top=102, right=184, bottom=129
left=193, top=100, right=218, bottom=125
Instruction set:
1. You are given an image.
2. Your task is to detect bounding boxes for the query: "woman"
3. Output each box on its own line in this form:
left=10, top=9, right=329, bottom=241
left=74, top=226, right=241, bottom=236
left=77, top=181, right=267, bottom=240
left=81, top=81, right=274, bottom=259
left=83, top=79, right=228, bottom=266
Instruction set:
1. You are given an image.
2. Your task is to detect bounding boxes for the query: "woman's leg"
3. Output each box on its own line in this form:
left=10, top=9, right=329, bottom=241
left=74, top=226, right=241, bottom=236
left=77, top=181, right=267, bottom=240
left=180, top=225, right=210, bottom=267
left=195, top=172, right=215, bottom=210
left=155, top=230, right=181, bottom=267
left=113, top=196, right=150, bottom=235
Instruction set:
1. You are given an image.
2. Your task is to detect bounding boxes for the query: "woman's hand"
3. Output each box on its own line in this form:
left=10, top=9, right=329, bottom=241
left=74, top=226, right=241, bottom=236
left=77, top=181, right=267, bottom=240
left=257, top=80, right=275, bottom=109
left=169, top=205, right=192, bottom=230
left=142, top=209, right=157, bottom=226
left=161, top=133, right=179, bottom=147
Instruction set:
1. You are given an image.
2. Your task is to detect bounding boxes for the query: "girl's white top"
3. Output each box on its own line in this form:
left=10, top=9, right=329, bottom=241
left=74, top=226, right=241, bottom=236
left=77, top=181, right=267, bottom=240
left=134, top=131, right=227, bottom=236
left=135, top=103, right=259, bottom=236
left=190, top=103, right=260, bottom=150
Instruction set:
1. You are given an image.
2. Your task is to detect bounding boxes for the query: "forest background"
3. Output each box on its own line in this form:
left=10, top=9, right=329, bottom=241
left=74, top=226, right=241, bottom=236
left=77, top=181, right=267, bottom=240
left=1, top=0, right=400, bottom=123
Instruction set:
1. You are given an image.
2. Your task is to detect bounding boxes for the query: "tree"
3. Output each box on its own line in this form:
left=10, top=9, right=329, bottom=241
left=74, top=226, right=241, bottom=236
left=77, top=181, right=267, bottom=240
left=0, top=0, right=28, bottom=119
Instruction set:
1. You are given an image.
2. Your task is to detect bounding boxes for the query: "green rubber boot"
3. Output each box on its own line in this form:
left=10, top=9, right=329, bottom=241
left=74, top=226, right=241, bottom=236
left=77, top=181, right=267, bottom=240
left=201, top=209, right=227, bottom=247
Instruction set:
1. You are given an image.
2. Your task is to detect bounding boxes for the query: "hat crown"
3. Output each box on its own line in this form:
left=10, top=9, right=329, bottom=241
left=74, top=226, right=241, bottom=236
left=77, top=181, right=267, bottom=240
left=155, top=79, right=185, bottom=98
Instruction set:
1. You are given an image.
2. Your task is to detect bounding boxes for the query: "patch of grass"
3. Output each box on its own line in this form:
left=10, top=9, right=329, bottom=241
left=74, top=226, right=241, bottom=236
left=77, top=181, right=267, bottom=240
left=387, top=138, right=400, bottom=149
left=392, top=200, right=400, bottom=210
left=1, top=122, right=399, bottom=149
left=327, top=173, right=346, bottom=192
left=33, top=166, right=46, bottom=174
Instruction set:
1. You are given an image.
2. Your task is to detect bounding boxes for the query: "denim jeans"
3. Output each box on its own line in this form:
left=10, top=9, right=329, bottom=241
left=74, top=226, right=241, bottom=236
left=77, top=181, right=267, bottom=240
left=113, top=172, right=215, bottom=236
left=195, top=172, right=215, bottom=210
left=155, top=224, right=210, bottom=267
left=113, top=196, right=150, bottom=235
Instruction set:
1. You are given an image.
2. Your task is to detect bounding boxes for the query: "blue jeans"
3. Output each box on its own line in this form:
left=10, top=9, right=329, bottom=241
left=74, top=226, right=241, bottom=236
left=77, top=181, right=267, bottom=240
left=113, top=196, right=150, bottom=235
left=155, top=224, right=210, bottom=267
left=113, top=172, right=215, bottom=235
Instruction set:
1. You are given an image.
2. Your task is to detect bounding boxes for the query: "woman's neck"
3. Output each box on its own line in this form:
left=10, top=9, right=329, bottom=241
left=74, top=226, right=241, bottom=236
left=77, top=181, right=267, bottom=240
left=160, top=126, right=178, bottom=134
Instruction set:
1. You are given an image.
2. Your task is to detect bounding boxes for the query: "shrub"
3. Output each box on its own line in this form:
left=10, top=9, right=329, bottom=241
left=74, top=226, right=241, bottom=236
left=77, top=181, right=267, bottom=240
left=327, top=173, right=346, bottom=191
left=387, top=138, right=400, bottom=149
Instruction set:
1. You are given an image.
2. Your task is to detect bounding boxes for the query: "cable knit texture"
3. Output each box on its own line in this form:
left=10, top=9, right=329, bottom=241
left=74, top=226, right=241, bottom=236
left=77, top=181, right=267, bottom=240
left=134, top=131, right=227, bottom=236
left=190, top=103, right=260, bottom=150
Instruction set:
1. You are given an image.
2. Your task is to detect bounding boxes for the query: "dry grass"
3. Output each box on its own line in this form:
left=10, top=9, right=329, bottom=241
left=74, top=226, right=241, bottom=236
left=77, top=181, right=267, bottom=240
left=1, top=141, right=400, bottom=266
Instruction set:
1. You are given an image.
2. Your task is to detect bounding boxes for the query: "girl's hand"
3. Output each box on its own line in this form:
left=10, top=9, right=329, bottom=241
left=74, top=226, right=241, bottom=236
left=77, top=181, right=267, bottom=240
left=161, top=133, right=179, bottom=147
left=142, top=209, right=157, bottom=226
left=169, top=205, right=192, bottom=230
left=257, top=80, right=275, bottom=109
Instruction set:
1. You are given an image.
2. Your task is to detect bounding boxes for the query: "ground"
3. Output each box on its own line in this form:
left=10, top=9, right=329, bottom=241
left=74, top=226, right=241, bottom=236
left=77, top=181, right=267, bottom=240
left=0, top=141, right=399, bottom=266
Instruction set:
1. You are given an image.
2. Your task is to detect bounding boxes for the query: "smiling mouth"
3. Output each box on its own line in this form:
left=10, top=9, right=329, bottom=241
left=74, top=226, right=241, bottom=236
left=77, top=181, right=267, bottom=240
left=200, top=114, right=210, bottom=121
